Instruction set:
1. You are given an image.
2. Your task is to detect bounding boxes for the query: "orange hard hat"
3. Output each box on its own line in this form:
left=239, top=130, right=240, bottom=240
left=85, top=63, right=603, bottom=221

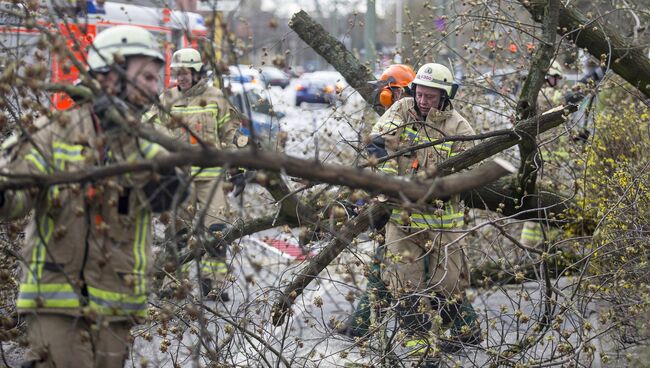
left=379, top=64, right=416, bottom=88
left=378, top=64, right=416, bottom=108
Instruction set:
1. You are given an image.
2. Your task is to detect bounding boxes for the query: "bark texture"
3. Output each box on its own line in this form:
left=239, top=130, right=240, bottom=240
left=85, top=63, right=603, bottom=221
left=522, top=0, right=650, bottom=99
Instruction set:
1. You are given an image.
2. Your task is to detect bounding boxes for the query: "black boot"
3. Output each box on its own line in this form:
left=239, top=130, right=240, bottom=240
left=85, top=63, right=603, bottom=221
left=200, top=278, right=213, bottom=297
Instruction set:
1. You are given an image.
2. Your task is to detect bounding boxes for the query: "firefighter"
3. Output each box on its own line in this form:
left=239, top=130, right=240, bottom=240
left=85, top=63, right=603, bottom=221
left=2, top=25, right=186, bottom=367
left=520, top=60, right=568, bottom=248
left=333, top=64, right=416, bottom=338
left=369, top=63, right=482, bottom=358
left=338, top=64, right=483, bottom=354
left=538, top=60, right=566, bottom=112
left=157, top=48, right=239, bottom=300
left=374, top=64, right=416, bottom=110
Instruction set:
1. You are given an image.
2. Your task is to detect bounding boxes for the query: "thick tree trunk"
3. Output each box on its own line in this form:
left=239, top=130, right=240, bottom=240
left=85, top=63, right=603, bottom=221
left=437, top=106, right=577, bottom=176
left=289, top=10, right=381, bottom=114
left=270, top=159, right=515, bottom=325
left=521, top=0, right=650, bottom=99
left=516, top=0, right=560, bottom=197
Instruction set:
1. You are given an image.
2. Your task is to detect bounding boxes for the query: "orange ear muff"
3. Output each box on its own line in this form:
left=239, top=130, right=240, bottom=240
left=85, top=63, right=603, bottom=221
left=379, top=87, right=394, bottom=108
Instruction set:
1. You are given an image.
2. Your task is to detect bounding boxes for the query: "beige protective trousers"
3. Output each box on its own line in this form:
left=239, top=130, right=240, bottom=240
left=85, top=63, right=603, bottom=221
left=381, top=223, right=471, bottom=336
left=184, top=180, right=229, bottom=283
left=382, top=223, right=470, bottom=297
left=23, top=314, right=131, bottom=368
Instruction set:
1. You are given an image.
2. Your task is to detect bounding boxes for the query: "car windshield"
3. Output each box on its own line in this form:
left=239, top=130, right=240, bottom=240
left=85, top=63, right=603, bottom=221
left=261, top=68, right=286, bottom=78
left=228, top=92, right=244, bottom=113
left=246, top=88, right=272, bottom=115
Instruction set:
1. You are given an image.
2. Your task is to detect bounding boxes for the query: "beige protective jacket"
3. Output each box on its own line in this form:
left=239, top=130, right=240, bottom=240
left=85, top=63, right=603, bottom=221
left=0, top=105, right=172, bottom=320
left=156, top=80, right=238, bottom=180
left=371, top=97, right=475, bottom=229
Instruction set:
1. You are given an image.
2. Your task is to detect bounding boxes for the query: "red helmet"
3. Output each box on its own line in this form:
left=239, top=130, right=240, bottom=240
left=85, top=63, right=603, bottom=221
left=378, top=64, right=416, bottom=108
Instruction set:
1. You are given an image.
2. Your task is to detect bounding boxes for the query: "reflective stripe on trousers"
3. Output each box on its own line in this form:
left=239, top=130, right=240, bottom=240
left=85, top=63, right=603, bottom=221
left=17, top=283, right=81, bottom=309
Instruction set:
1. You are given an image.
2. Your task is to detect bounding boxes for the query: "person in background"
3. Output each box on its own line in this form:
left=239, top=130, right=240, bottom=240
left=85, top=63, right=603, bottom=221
left=155, top=48, right=240, bottom=301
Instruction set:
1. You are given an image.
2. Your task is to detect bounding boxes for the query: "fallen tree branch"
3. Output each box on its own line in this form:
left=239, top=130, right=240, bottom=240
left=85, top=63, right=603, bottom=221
left=289, top=10, right=380, bottom=114
left=153, top=215, right=284, bottom=282
left=516, top=0, right=559, bottom=199
left=438, top=105, right=577, bottom=175
left=521, top=0, right=650, bottom=99
left=0, top=139, right=514, bottom=206
left=270, top=159, right=516, bottom=325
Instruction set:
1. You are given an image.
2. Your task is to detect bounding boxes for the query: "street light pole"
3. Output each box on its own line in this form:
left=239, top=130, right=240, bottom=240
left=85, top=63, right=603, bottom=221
left=364, top=0, right=376, bottom=71
left=396, top=0, right=402, bottom=52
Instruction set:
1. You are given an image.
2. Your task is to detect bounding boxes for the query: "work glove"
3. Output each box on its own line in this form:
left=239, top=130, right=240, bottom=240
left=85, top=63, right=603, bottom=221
left=228, top=168, right=249, bottom=197
left=367, top=135, right=388, bottom=159
left=371, top=208, right=391, bottom=230
left=208, top=223, right=229, bottom=257
left=563, top=90, right=585, bottom=105
left=92, top=94, right=130, bottom=132
left=573, top=128, right=591, bottom=143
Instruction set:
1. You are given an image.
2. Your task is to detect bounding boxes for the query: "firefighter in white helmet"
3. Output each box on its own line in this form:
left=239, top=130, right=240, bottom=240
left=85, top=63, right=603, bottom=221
left=520, top=60, right=569, bottom=248
left=538, top=60, right=565, bottom=111
left=369, top=63, right=482, bottom=359
left=2, top=25, right=186, bottom=367
left=154, top=48, right=239, bottom=301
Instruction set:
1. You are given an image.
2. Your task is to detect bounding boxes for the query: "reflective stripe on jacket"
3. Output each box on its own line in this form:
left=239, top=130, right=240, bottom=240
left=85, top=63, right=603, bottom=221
left=156, top=80, right=238, bottom=180
left=1, top=106, right=169, bottom=319
left=371, top=97, right=475, bottom=229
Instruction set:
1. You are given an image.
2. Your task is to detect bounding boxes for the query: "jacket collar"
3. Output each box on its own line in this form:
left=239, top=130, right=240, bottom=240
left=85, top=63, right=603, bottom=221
left=180, top=79, right=209, bottom=99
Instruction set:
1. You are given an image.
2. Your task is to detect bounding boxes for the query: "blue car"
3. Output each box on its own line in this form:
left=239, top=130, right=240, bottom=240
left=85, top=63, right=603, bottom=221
left=294, top=71, right=346, bottom=106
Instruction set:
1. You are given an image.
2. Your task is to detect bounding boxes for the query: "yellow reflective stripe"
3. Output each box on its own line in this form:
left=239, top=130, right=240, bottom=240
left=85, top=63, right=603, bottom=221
left=391, top=208, right=464, bottom=229
left=17, top=282, right=80, bottom=309
left=404, top=338, right=433, bottom=355
left=25, top=149, right=50, bottom=173
left=171, top=104, right=220, bottom=115
left=87, top=286, right=148, bottom=316
left=378, top=166, right=398, bottom=175
left=142, top=111, right=162, bottom=125
left=139, top=141, right=160, bottom=160
left=401, top=128, right=418, bottom=141
left=521, top=228, right=544, bottom=241
left=52, top=142, right=85, bottom=162
left=200, top=260, right=227, bottom=274
left=191, top=166, right=224, bottom=177
left=132, top=209, right=149, bottom=295
left=434, top=143, right=453, bottom=158
left=27, top=215, right=54, bottom=284
left=377, top=160, right=398, bottom=175
left=1, top=134, right=18, bottom=150
left=399, top=130, right=454, bottom=158
left=181, top=262, right=191, bottom=273
left=216, top=113, right=230, bottom=127
left=127, top=141, right=161, bottom=162
left=371, top=121, right=400, bottom=135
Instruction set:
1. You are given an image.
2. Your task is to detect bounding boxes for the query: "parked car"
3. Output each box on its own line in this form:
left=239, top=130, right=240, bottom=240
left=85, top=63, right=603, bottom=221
left=226, top=82, right=285, bottom=151
left=227, top=64, right=264, bottom=86
left=294, top=71, right=347, bottom=106
left=260, top=66, right=290, bottom=88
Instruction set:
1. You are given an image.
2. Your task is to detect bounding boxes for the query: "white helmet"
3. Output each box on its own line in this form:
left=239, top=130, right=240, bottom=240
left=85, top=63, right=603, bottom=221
left=411, top=63, right=458, bottom=98
left=171, top=48, right=203, bottom=72
left=547, top=61, right=564, bottom=78
left=87, top=25, right=164, bottom=72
